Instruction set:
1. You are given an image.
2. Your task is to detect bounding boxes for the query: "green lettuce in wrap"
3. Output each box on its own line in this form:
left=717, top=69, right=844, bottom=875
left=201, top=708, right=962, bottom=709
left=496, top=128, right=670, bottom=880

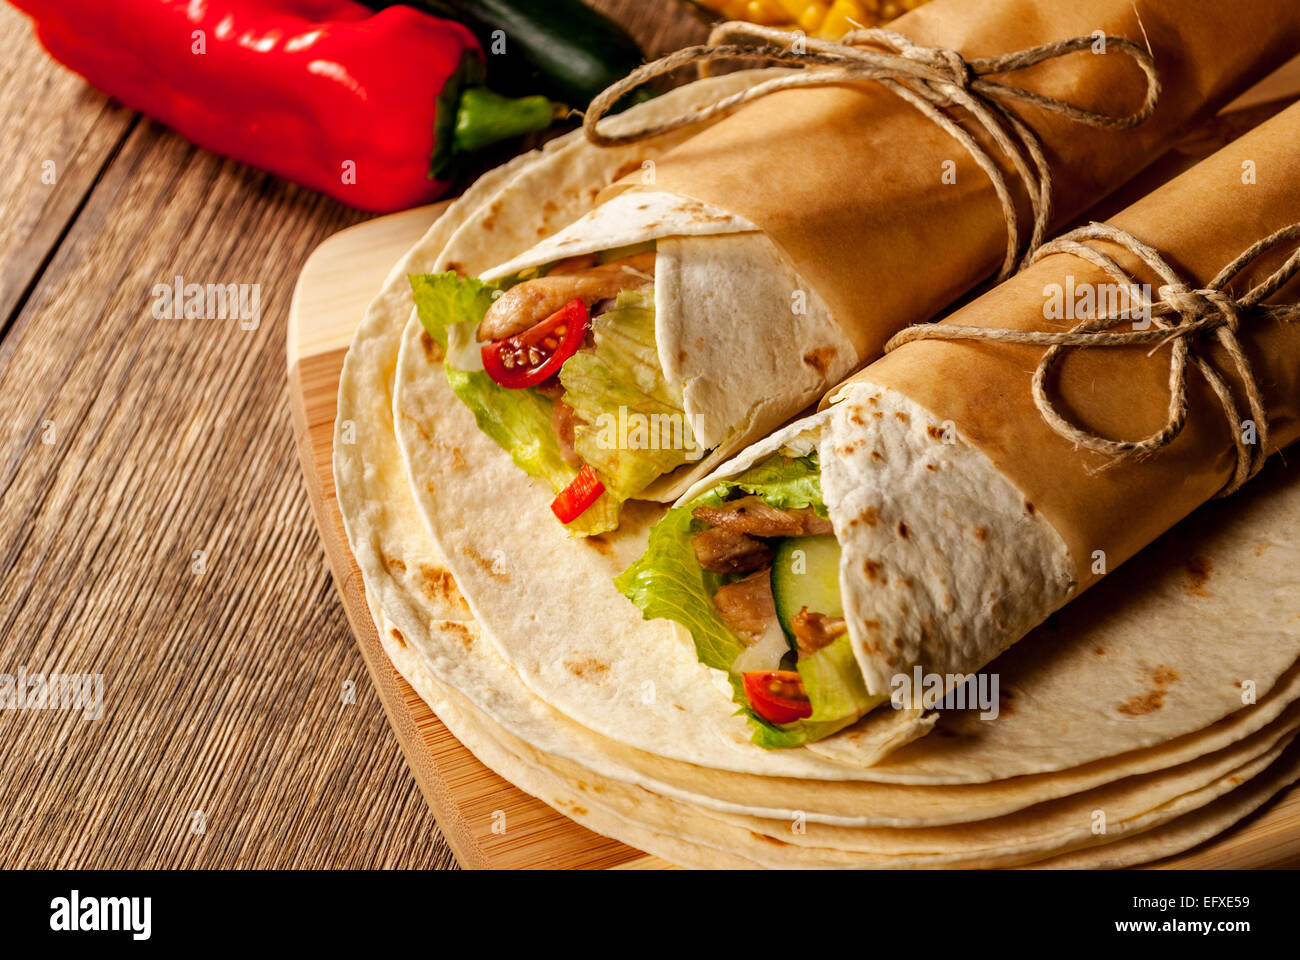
left=617, top=449, right=887, bottom=747
left=411, top=263, right=700, bottom=536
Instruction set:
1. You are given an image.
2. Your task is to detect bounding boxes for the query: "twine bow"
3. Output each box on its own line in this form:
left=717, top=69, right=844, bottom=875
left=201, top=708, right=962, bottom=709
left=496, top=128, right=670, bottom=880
left=584, top=21, right=1160, bottom=281
left=884, top=222, right=1300, bottom=497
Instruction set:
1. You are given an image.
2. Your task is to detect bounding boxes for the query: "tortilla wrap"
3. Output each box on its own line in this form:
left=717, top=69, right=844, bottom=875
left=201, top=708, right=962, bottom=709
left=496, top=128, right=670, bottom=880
left=399, top=0, right=1300, bottom=531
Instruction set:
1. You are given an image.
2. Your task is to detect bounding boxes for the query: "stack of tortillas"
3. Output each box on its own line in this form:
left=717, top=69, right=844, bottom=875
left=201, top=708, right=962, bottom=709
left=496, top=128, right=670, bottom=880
left=332, top=69, right=1300, bottom=868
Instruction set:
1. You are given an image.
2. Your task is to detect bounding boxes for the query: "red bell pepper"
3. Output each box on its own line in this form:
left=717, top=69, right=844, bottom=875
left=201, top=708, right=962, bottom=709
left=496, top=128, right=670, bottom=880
left=9, top=0, right=560, bottom=212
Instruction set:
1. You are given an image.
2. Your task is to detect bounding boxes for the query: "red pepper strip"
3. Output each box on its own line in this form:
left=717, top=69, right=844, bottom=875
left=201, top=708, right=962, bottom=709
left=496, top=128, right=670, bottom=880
left=10, top=1, right=547, bottom=212
left=743, top=670, right=813, bottom=725
left=552, top=464, right=605, bottom=524
left=482, top=298, right=590, bottom=390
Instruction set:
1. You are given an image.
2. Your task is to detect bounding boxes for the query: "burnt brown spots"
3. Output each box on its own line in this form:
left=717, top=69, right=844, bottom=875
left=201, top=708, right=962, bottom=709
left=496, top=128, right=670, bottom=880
left=382, top=554, right=407, bottom=576
left=889, top=635, right=904, bottom=651
left=926, top=425, right=946, bottom=440
left=677, top=349, right=688, bottom=363
left=925, top=463, right=937, bottom=471
left=872, top=411, right=884, bottom=419
left=1185, top=555, right=1211, bottom=597
left=585, top=535, right=612, bottom=556
left=1117, top=664, right=1180, bottom=717
left=840, top=440, right=862, bottom=456
left=859, top=506, right=878, bottom=526
left=418, top=564, right=469, bottom=610
left=871, top=451, right=884, bottom=462
left=465, top=548, right=508, bottom=582
left=1255, top=542, right=1271, bottom=557
left=565, top=656, right=609, bottom=679
left=1025, top=501, right=1036, bottom=515
left=897, top=521, right=909, bottom=539
left=1093, top=646, right=1107, bottom=657
left=849, top=412, right=864, bottom=426
left=443, top=262, right=465, bottom=276
left=570, top=805, right=588, bottom=816
left=973, top=526, right=989, bottom=542
left=895, top=411, right=908, bottom=422
left=442, top=621, right=475, bottom=649
left=419, top=329, right=445, bottom=364
left=863, top=559, right=884, bottom=581
left=862, top=618, right=880, bottom=630
left=389, top=627, right=407, bottom=649
left=802, top=346, right=836, bottom=375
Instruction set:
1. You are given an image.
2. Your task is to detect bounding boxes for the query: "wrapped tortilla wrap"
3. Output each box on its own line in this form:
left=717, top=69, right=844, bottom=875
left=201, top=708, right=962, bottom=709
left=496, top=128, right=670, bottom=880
left=622, top=99, right=1300, bottom=757
left=405, top=0, right=1300, bottom=537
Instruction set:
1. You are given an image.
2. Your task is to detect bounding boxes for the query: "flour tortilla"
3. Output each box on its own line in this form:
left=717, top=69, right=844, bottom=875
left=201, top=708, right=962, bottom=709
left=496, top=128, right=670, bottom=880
left=373, top=600, right=1300, bottom=869
left=390, top=296, right=1300, bottom=777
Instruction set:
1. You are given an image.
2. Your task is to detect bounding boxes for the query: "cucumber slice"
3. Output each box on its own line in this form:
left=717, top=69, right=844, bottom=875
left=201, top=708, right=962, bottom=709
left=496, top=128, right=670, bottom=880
left=770, top=535, right=843, bottom=641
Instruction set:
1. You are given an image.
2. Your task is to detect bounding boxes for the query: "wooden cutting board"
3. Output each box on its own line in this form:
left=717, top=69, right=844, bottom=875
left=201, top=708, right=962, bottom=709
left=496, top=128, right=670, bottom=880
left=286, top=203, right=1300, bottom=871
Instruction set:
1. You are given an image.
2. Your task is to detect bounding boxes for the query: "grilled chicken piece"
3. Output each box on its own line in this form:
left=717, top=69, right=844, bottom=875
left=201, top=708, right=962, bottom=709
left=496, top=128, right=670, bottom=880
left=691, top=496, right=833, bottom=538
left=711, top=569, right=778, bottom=642
left=477, top=252, right=656, bottom=342
left=692, top=527, right=775, bottom=575
left=791, top=608, right=848, bottom=654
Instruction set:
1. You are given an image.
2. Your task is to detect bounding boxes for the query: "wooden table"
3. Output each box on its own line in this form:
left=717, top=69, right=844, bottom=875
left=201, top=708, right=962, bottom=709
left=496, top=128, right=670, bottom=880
left=0, top=0, right=707, bottom=869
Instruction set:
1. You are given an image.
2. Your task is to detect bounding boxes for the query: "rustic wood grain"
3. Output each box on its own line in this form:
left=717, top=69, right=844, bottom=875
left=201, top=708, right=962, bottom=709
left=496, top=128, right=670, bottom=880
left=0, top=0, right=703, bottom=870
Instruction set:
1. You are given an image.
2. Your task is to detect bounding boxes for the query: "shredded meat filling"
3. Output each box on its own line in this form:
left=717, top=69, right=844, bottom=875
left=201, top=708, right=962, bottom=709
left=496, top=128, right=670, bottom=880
left=691, top=496, right=833, bottom=538
left=477, top=252, right=656, bottom=342
left=791, top=608, right=847, bottom=654
left=710, top=569, right=777, bottom=643
left=692, top=527, right=774, bottom=575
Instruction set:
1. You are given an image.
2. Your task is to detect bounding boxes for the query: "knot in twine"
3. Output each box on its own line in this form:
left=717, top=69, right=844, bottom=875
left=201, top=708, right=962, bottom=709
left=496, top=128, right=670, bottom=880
left=583, top=21, right=1160, bottom=281
left=884, top=222, right=1300, bottom=497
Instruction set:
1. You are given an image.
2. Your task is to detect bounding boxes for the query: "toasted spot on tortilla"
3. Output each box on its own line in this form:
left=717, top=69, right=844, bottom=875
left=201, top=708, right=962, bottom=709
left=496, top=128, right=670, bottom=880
left=1151, top=664, right=1179, bottom=687
left=926, top=425, right=945, bottom=440
left=871, top=450, right=884, bottom=461
left=1255, top=542, right=1271, bottom=556
left=1118, top=664, right=1179, bottom=716
left=585, top=535, right=612, bottom=556
left=894, top=411, right=908, bottom=422
left=858, top=506, right=878, bottom=526
left=389, top=627, right=406, bottom=648
left=872, top=411, right=884, bottom=419
left=442, top=621, right=475, bottom=649
left=1025, top=501, right=1036, bottom=515
left=1093, top=646, right=1106, bottom=657
left=382, top=553, right=407, bottom=576
left=419, top=329, right=445, bottom=364
left=802, top=346, right=836, bottom=374
left=863, top=558, right=884, bottom=581
left=444, top=261, right=465, bottom=276
left=418, top=564, right=468, bottom=610
left=565, top=656, right=609, bottom=679
left=465, top=547, right=508, bottom=582
left=749, top=831, right=790, bottom=847
left=848, top=412, right=864, bottom=426
left=840, top=440, right=862, bottom=456
left=973, top=525, right=989, bottom=541
left=1185, top=555, right=1212, bottom=597
left=570, top=804, right=588, bottom=816
left=897, top=521, right=909, bottom=539
left=925, top=463, right=937, bottom=471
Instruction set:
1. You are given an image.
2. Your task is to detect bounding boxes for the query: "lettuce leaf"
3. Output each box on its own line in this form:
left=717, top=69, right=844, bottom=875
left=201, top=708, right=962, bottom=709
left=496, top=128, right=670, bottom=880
left=560, top=289, right=697, bottom=501
left=615, top=451, right=883, bottom=748
left=409, top=272, right=619, bottom=536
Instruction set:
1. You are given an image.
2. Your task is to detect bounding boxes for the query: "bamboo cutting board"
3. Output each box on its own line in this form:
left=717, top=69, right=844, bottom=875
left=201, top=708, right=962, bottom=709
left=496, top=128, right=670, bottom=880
left=287, top=203, right=1300, bottom=871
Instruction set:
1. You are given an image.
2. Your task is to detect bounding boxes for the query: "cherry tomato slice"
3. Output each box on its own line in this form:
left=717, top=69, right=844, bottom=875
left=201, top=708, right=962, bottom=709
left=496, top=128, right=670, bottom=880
left=743, top=670, right=812, bottom=725
left=482, top=298, right=589, bottom=389
left=551, top=464, right=605, bottom=524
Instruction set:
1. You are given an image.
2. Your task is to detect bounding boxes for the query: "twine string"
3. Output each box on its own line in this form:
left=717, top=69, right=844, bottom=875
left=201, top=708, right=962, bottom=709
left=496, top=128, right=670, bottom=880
left=583, top=21, right=1161, bottom=280
left=884, top=222, right=1300, bottom=497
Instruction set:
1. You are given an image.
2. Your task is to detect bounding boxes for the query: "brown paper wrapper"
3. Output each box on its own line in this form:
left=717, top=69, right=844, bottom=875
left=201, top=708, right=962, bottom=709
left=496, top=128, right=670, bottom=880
left=614, top=0, right=1300, bottom=361
left=835, top=99, right=1300, bottom=592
